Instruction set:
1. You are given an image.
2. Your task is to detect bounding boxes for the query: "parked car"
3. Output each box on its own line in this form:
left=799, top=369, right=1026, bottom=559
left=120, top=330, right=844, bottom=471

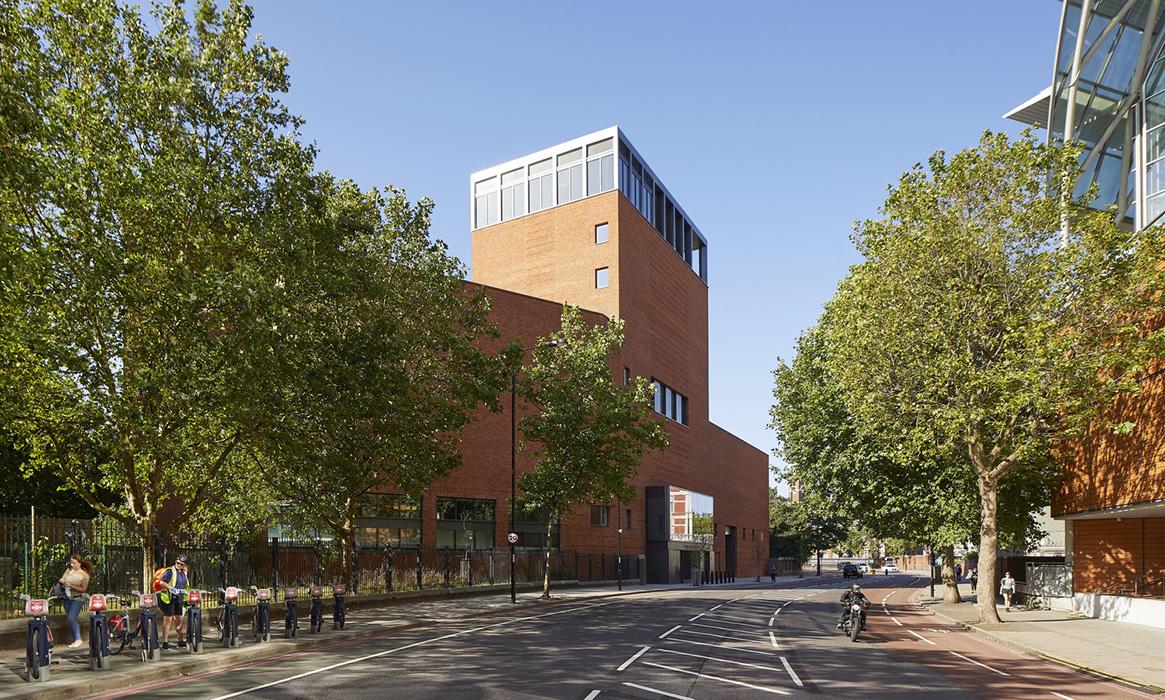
left=859, top=562, right=874, bottom=574
left=881, top=563, right=900, bottom=574
left=842, top=563, right=862, bottom=578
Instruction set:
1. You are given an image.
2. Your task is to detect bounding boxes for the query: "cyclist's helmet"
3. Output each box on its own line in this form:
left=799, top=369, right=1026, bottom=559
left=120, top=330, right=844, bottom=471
left=175, top=555, right=189, bottom=566
left=852, top=584, right=861, bottom=592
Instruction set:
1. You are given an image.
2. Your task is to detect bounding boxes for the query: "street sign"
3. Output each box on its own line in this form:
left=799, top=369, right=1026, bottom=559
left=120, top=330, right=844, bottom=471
left=507, top=532, right=519, bottom=544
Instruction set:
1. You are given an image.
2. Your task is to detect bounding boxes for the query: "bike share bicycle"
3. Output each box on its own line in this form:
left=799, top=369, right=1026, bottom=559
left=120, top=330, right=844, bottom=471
left=82, top=592, right=113, bottom=671
left=217, top=586, right=242, bottom=647
left=19, top=594, right=53, bottom=682
left=283, top=586, right=299, bottom=638
left=251, top=586, right=272, bottom=643
left=184, top=588, right=206, bottom=653
left=309, top=585, right=324, bottom=633
left=332, top=583, right=347, bottom=630
left=108, top=591, right=161, bottom=661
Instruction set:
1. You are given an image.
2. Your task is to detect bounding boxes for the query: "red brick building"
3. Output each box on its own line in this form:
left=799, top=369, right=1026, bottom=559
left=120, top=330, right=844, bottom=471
left=355, top=128, right=768, bottom=583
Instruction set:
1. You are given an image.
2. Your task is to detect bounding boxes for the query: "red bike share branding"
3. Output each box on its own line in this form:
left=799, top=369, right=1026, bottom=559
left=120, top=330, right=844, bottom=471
left=88, top=594, right=106, bottom=612
left=224, top=586, right=239, bottom=601
left=140, top=593, right=156, bottom=607
left=25, top=599, right=48, bottom=615
left=334, top=584, right=346, bottom=595
left=256, top=588, right=271, bottom=601
left=188, top=589, right=201, bottom=604
left=310, top=586, right=322, bottom=596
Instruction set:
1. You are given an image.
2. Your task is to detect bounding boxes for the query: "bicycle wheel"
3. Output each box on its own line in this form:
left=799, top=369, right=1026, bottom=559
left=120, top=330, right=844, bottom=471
left=27, top=627, right=42, bottom=681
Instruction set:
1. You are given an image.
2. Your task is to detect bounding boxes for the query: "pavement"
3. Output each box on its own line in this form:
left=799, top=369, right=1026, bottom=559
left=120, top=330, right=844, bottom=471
left=0, top=576, right=793, bottom=699
left=916, top=580, right=1165, bottom=694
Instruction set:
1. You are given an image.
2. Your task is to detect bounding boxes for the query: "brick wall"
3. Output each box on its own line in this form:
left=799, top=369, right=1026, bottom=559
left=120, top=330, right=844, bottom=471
left=1054, top=368, right=1165, bottom=517
left=1072, top=517, right=1165, bottom=592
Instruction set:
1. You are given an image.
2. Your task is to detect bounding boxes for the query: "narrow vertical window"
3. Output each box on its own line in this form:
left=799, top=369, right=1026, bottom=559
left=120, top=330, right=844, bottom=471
left=623, top=367, right=631, bottom=385
left=587, top=138, right=614, bottom=196
left=474, top=177, right=498, bottom=229
left=595, top=222, right=609, bottom=244
left=595, top=267, right=609, bottom=289
left=557, top=148, right=583, bottom=205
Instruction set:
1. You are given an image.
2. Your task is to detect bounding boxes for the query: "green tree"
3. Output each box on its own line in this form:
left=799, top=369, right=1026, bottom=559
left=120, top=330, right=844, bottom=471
left=768, top=490, right=809, bottom=561
left=518, top=306, right=668, bottom=598
left=771, top=323, right=1050, bottom=602
left=253, top=180, right=515, bottom=589
left=824, top=132, right=1165, bottom=622
left=0, top=0, right=317, bottom=580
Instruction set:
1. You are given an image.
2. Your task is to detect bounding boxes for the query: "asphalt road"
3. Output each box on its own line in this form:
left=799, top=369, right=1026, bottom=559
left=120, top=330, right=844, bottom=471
left=90, top=575, right=1154, bottom=699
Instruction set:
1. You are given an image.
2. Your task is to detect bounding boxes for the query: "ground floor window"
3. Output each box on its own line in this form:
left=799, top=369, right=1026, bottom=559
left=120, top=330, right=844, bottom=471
left=355, top=493, right=422, bottom=549
left=437, top=497, right=496, bottom=550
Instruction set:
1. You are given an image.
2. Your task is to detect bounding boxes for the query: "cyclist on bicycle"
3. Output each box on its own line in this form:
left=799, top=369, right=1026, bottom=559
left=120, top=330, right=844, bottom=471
left=158, top=555, right=190, bottom=649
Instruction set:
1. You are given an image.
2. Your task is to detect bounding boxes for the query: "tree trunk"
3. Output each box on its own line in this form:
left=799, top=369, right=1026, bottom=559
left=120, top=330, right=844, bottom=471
left=941, top=545, right=961, bottom=604
left=341, top=519, right=358, bottom=593
left=977, top=473, right=1002, bottom=624
left=139, top=517, right=156, bottom=590
left=541, top=520, right=553, bottom=598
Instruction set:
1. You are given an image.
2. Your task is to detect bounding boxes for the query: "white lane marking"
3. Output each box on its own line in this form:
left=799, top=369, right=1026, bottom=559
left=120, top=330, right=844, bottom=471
left=704, top=612, right=767, bottom=625
left=1050, top=693, right=1074, bottom=700
left=882, top=593, right=891, bottom=601
left=658, top=625, right=681, bottom=639
left=688, top=612, right=706, bottom=622
left=690, top=621, right=757, bottom=634
left=664, top=637, right=777, bottom=657
left=890, top=616, right=903, bottom=626
left=882, top=602, right=891, bottom=616
left=908, top=630, right=937, bottom=646
left=709, top=604, right=723, bottom=611
left=617, top=645, right=651, bottom=672
left=780, top=656, right=804, bottom=687
left=950, top=651, right=1009, bottom=676
left=623, top=682, right=693, bottom=700
left=583, top=691, right=600, bottom=700
left=205, top=601, right=616, bottom=699
left=641, top=661, right=790, bottom=695
left=767, top=617, right=776, bottom=627
left=768, top=631, right=780, bottom=649
left=655, top=647, right=788, bottom=673
left=681, top=628, right=757, bottom=643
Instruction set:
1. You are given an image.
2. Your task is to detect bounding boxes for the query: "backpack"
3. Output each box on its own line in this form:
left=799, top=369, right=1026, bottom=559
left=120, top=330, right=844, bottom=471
left=152, top=567, right=170, bottom=592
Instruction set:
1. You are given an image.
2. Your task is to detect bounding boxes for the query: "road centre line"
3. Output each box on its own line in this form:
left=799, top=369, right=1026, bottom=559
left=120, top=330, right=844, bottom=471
left=617, top=645, right=651, bottom=672
left=1050, top=693, right=1074, bottom=700
left=664, top=637, right=778, bottom=657
left=768, top=617, right=776, bottom=627
left=688, top=612, right=706, bottom=622
left=583, top=691, right=600, bottom=700
left=654, top=647, right=788, bottom=673
left=769, top=631, right=780, bottom=649
left=950, top=651, right=1009, bottom=676
left=658, top=625, right=681, bottom=639
left=680, top=628, right=758, bottom=643
left=908, top=630, right=937, bottom=646
left=204, top=601, right=617, bottom=700
left=709, top=603, right=723, bottom=611
left=641, top=661, right=790, bottom=695
left=623, top=682, right=693, bottom=700
left=890, top=616, right=903, bottom=626
left=780, top=657, right=804, bottom=687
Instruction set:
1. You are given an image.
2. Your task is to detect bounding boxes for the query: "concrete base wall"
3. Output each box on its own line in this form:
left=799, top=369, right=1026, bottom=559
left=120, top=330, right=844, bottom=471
left=1073, top=592, right=1165, bottom=629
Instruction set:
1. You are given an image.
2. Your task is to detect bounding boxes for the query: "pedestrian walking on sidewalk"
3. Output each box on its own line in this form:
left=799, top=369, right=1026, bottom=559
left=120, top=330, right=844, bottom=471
left=970, top=569, right=978, bottom=590
left=58, top=554, right=93, bottom=648
left=768, top=562, right=777, bottom=583
left=1000, top=570, right=1016, bottom=611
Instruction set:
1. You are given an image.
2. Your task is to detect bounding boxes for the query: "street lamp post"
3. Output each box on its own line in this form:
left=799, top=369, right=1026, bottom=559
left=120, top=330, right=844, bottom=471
left=510, top=339, right=562, bottom=604
left=617, top=500, right=623, bottom=592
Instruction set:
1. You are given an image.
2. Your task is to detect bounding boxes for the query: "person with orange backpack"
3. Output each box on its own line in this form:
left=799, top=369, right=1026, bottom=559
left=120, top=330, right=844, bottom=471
left=155, top=555, right=190, bottom=649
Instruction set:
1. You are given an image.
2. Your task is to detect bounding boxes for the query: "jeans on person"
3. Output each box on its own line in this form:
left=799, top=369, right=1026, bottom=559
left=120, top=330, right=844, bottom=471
left=63, top=597, right=83, bottom=643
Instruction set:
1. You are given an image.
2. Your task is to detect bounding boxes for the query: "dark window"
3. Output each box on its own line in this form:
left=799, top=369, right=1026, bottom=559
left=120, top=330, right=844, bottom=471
left=650, top=378, right=689, bottom=426
left=436, top=497, right=496, bottom=550
left=625, top=509, right=632, bottom=530
left=354, top=494, right=422, bottom=549
left=623, top=367, right=631, bottom=386
left=591, top=505, right=610, bottom=527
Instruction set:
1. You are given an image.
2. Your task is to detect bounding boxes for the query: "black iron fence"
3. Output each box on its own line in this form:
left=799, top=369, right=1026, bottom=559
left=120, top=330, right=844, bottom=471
left=1, top=516, right=641, bottom=618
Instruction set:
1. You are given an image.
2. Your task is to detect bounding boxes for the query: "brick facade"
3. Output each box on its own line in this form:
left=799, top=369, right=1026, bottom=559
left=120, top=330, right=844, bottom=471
left=1072, top=517, right=1165, bottom=593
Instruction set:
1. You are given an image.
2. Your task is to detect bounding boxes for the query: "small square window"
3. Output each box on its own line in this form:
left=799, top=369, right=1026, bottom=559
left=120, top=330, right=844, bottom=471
left=595, top=223, right=609, bottom=244
left=595, top=267, right=609, bottom=289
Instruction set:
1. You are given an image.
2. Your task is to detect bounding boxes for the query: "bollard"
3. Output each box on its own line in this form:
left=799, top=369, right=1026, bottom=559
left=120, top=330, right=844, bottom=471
left=332, top=583, right=347, bottom=630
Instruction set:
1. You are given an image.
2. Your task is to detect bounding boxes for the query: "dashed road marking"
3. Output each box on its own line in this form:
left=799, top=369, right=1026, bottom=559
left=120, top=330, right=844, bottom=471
left=664, top=637, right=778, bottom=657
left=655, top=647, right=788, bottom=673
left=769, top=631, right=780, bottom=649
left=709, top=603, right=723, bottom=611
left=890, top=616, right=903, bottom=626
left=781, top=656, right=804, bottom=687
left=583, top=691, right=600, bottom=700
left=691, top=621, right=756, bottom=634
left=950, top=651, right=1009, bottom=676
left=681, top=629, right=757, bottom=643
left=641, top=661, right=791, bottom=695
left=617, top=645, right=651, bottom=672
left=688, top=612, right=706, bottom=622
left=622, top=682, right=692, bottom=700
left=658, top=625, right=681, bottom=640
left=1050, top=693, right=1074, bottom=700
left=908, top=630, right=936, bottom=646
left=768, top=617, right=776, bottom=627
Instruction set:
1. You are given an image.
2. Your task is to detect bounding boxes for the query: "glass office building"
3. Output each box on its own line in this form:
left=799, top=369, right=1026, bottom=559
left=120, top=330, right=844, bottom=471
left=1006, top=0, right=1165, bottom=228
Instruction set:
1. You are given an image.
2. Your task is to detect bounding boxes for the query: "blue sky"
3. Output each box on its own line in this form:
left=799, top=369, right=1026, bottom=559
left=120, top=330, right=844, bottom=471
left=247, top=1, right=1063, bottom=490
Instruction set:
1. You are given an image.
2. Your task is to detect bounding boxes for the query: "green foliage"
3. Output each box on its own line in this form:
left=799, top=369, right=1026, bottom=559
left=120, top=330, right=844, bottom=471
left=518, top=305, right=668, bottom=596
left=767, top=489, right=848, bottom=562
left=821, top=131, right=1165, bottom=621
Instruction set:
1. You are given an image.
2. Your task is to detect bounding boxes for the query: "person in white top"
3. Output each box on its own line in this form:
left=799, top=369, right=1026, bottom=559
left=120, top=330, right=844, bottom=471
left=999, top=571, right=1016, bottom=611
